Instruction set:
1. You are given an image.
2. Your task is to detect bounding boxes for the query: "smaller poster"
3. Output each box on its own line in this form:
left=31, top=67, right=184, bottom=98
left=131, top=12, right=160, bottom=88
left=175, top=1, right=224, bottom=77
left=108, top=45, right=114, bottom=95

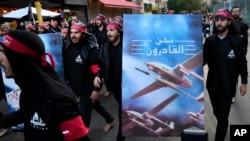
left=39, top=33, right=64, bottom=79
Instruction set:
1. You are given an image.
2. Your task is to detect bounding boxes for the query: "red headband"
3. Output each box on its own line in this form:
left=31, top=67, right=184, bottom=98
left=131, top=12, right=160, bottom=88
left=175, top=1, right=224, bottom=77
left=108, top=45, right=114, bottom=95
left=95, top=15, right=105, bottom=21
left=38, top=23, right=48, bottom=29
left=71, top=24, right=87, bottom=33
left=26, top=25, right=36, bottom=30
left=107, top=23, right=121, bottom=31
left=216, top=10, right=233, bottom=19
left=114, top=17, right=123, bottom=25
left=2, top=34, right=55, bottom=68
left=61, top=28, right=68, bottom=34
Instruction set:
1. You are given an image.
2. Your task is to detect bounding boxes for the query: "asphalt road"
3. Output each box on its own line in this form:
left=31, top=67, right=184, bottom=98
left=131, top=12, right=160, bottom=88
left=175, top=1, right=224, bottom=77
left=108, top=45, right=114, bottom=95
left=0, top=33, right=250, bottom=141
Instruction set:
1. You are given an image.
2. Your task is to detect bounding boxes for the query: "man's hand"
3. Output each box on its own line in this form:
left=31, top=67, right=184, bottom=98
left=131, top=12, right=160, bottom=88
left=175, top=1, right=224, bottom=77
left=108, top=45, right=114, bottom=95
left=239, top=84, right=247, bottom=96
left=90, top=90, right=100, bottom=103
left=93, top=77, right=101, bottom=88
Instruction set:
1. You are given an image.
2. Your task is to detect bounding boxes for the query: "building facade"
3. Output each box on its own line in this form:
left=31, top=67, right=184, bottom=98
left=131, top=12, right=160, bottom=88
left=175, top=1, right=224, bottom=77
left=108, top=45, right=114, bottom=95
left=63, top=0, right=141, bottom=24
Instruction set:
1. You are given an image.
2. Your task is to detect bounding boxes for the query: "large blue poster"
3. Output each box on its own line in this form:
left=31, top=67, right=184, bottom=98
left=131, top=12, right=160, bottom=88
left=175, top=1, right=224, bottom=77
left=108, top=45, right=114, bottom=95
left=122, top=15, right=204, bottom=137
left=0, top=33, right=63, bottom=131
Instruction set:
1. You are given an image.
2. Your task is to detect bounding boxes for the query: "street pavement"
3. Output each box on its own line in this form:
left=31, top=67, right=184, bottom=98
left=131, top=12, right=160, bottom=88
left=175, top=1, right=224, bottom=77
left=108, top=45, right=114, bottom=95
left=0, top=33, right=250, bottom=141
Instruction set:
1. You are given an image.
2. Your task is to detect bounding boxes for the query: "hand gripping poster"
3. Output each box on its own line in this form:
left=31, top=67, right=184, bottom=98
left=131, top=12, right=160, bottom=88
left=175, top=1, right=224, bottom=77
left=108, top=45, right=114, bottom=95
left=122, top=14, right=204, bottom=137
left=0, top=33, right=64, bottom=131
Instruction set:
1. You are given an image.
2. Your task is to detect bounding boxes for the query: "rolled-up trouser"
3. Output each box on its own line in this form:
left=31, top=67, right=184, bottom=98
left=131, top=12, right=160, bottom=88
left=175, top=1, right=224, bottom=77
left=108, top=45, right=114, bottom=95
left=79, top=95, right=114, bottom=127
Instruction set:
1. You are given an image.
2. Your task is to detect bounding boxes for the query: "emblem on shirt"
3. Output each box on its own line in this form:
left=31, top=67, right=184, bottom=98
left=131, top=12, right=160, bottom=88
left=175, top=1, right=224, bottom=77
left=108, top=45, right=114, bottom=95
left=75, top=55, right=83, bottom=64
left=62, top=130, right=70, bottom=135
left=227, top=50, right=235, bottom=59
left=30, top=112, right=48, bottom=130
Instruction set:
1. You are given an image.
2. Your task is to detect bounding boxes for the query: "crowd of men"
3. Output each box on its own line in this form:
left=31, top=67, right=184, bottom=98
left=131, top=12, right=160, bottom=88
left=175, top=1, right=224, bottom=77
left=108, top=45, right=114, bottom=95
left=0, top=5, right=249, bottom=141
left=0, top=13, right=125, bottom=141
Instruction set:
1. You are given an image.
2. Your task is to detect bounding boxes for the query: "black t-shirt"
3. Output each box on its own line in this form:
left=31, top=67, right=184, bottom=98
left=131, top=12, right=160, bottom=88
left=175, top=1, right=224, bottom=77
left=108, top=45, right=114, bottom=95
left=204, top=34, right=248, bottom=93
left=108, top=41, right=122, bottom=93
left=95, top=29, right=106, bottom=47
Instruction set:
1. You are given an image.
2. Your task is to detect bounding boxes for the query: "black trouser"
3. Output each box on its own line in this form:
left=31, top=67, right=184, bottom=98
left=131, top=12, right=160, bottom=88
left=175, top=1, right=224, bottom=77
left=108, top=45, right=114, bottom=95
left=208, top=89, right=233, bottom=141
left=79, top=95, right=114, bottom=127
left=0, top=95, right=5, bottom=120
left=0, top=112, right=3, bottom=117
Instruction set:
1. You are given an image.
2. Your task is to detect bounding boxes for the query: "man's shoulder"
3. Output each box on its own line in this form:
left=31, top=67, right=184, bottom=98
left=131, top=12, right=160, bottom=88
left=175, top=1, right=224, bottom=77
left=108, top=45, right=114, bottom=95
left=229, top=33, right=243, bottom=40
left=238, top=18, right=249, bottom=28
left=205, top=34, right=217, bottom=41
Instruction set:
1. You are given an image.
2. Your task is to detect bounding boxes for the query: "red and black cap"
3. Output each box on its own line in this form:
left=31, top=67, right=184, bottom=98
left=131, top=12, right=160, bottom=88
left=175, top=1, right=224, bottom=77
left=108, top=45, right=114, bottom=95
left=71, top=22, right=88, bottom=33
left=106, top=20, right=122, bottom=32
left=113, top=16, right=123, bottom=27
left=215, top=9, right=233, bottom=19
left=95, top=14, right=105, bottom=21
left=38, top=22, right=48, bottom=29
left=25, top=24, right=36, bottom=31
left=61, top=28, right=68, bottom=34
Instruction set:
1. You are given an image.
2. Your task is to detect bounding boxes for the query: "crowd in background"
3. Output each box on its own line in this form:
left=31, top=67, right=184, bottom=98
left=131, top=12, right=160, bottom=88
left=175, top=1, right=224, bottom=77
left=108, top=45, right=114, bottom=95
left=0, top=4, right=249, bottom=141
left=0, top=13, right=125, bottom=141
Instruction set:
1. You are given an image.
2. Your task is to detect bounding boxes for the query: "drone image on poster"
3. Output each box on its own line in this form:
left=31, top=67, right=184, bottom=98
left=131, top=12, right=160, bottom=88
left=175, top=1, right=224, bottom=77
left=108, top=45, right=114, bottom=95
left=122, top=50, right=204, bottom=136
left=122, top=93, right=178, bottom=136
left=130, top=51, right=203, bottom=100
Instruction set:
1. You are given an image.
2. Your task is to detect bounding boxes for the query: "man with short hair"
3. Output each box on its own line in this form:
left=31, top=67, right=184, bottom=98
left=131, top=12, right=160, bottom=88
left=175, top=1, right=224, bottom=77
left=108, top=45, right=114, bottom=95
left=231, top=5, right=249, bottom=51
left=204, top=9, right=248, bottom=141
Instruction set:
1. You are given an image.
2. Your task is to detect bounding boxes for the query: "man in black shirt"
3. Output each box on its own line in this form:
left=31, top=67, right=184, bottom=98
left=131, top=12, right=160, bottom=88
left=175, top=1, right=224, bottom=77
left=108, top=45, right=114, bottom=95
left=89, top=14, right=107, bottom=48
left=63, top=22, right=115, bottom=132
left=203, top=9, right=248, bottom=141
left=231, top=5, right=249, bottom=51
left=230, top=5, right=249, bottom=102
left=95, top=20, right=124, bottom=141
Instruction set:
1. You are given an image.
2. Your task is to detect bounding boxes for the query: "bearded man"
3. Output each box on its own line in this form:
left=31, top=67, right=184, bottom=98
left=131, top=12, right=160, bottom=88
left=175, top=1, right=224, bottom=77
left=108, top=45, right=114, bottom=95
left=203, top=9, right=248, bottom=141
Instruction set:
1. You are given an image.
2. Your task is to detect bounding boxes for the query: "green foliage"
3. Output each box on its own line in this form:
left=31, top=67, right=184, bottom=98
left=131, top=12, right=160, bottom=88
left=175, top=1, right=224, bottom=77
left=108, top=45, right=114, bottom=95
left=211, top=0, right=221, bottom=5
left=168, top=0, right=202, bottom=13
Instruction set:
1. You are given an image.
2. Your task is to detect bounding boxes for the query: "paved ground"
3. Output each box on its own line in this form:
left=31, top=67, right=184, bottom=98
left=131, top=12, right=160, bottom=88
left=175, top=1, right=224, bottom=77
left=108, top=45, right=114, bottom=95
left=0, top=34, right=250, bottom=141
